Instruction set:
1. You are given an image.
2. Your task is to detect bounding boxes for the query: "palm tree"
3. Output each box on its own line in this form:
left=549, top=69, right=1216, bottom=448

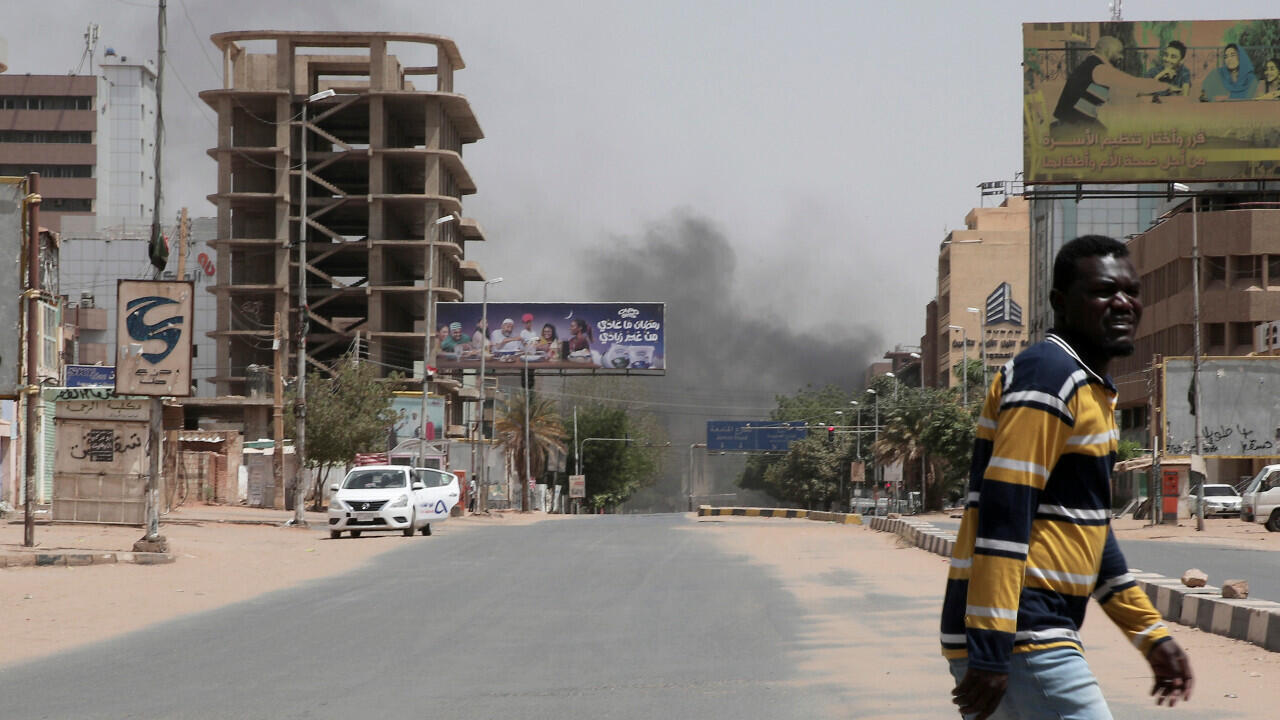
left=871, top=386, right=930, bottom=508
left=494, top=389, right=568, bottom=511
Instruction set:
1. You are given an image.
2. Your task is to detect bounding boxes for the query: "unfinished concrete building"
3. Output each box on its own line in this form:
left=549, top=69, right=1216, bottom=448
left=199, top=31, right=486, bottom=428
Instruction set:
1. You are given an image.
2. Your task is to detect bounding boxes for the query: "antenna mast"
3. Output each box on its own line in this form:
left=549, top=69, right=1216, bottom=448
left=1109, top=0, right=1122, bottom=21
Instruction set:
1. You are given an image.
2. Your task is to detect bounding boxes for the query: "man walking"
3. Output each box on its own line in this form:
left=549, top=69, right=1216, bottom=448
left=942, top=236, right=1193, bottom=719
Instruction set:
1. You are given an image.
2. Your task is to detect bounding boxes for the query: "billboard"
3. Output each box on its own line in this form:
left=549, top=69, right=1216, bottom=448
left=433, top=302, right=665, bottom=374
left=388, top=392, right=447, bottom=445
left=115, top=280, right=194, bottom=396
left=706, top=420, right=806, bottom=452
left=0, top=179, right=22, bottom=394
left=1024, top=20, right=1280, bottom=183
left=1164, top=356, right=1280, bottom=458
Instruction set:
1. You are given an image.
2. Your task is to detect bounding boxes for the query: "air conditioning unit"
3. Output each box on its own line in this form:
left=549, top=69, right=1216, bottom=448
left=79, top=292, right=94, bottom=309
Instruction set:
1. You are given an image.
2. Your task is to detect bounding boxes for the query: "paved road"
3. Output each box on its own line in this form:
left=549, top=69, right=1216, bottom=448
left=0, top=514, right=846, bottom=720
left=929, top=517, right=1280, bottom=599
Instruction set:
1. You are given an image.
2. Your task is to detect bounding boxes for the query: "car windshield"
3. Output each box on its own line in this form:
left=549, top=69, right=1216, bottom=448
left=1204, top=486, right=1238, bottom=497
left=415, top=468, right=454, bottom=488
left=343, top=470, right=407, bottom=490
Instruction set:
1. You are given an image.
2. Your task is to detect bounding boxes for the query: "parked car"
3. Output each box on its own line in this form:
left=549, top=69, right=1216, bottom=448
left=1241, top=464, right=1280, bottom=529
left=1186, top=484, right=1242, bottom=517
left=327, top=465, right=459, bottom=539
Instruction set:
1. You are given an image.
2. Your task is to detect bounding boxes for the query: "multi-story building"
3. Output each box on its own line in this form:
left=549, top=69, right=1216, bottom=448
left=1112, top=196, right=1280, bottom=485
left=1027, top=186, right=1166, bottom=342
left=200, top=31, right=487, bottom=428
left=927, top=196, right=1030, bottom=391
left=0, top=50, right=157, bottom=233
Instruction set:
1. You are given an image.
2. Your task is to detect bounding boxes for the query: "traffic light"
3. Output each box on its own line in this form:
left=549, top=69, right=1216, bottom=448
left=827, top=425, right=835, bottom=443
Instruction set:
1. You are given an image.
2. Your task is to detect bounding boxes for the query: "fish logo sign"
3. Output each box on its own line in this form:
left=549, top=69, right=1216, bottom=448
left=126, top=296, right=184, bottom=364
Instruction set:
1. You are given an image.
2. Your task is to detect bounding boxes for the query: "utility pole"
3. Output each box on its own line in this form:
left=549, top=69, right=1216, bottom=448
left=22, top=173, right=40, bottom=547
left=273, top=312, right=285, bottom=510
left=133, top=0, right=168, bottom=554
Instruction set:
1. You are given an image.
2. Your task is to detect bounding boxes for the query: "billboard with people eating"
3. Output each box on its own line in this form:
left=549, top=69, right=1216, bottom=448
left=1024, top=19, right=1280, bottom=183
left=432, top=302, right=665, bottom=374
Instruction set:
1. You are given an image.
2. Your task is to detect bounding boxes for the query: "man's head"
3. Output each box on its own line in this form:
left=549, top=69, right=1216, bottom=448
left=1096, top=36, right=1125, bottom=65
left=1050, top=235, right=1142, bottom=363
left=449, top=322, right=463, bottom=339
left=522, top=313, right=534, bottom=328
left=501, top=318, right=514, bottom=335
left=1163, top=41, right=1187, bottom=68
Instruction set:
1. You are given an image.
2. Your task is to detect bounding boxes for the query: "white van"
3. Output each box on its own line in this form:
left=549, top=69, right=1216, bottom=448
left=1240, top=464, right=1280, bottom=530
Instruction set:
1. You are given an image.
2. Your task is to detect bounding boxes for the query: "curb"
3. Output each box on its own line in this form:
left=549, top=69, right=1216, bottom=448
left=697, top=505, right=862, bottom=525
left=1, top=551, right=174, bottom=568
left=863, top=514, right=1280, bottom=655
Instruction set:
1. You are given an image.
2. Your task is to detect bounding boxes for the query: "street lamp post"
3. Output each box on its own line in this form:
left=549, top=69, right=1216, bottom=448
left=910, top=351, right=926, bottom=513
left=688, top=442, right=706, bottom=512
left=472, top=276, right=503, bottom=513
left=420, top=212, right=459, bottom=468
left=1175, top=182, right=1205, bottom=531
left=967, top=306, right=986, bottom=392
left=948, top=324, right=968, bottom=408
left=290, top=88, right=345, bottom=528
left=523, top=352, right=532, bottom=512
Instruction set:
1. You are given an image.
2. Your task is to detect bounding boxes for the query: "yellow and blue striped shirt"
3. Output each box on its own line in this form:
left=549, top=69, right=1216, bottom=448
left=940, top=333, right=1169, bottom=672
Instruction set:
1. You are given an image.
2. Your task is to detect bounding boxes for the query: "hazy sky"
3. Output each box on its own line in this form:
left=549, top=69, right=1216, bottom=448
left=5, top=0, right=1276, bottom=409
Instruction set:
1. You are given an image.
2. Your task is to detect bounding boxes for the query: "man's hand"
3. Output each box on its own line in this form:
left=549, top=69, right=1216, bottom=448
left=1148, top=640, right=1193, bottom=707
left=952, top=667, right=1008, bottom=719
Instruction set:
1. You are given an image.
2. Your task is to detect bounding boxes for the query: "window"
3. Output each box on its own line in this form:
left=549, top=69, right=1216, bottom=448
left=0, top=130, right=92, bottom=144
left=0, top=95, right=92, bottom=110
left=1204, top=256, right=1227, bottom=287
left=0, top=164, right=92, bottom=178
left=1232, top=255, right=1262, bottom=288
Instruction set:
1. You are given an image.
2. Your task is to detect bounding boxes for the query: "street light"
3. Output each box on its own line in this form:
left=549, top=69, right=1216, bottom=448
left=867, top=389, right=879, bottom=502
left=473, top=276, right=503, bottom=513
left=910, top=351, right=926, bottom=512
left=1175, top=182, right=1205, bottom=530
left=290, top=87, right=355, bottom=528
left=967, top=306, right=986, bottom=392
left=948, top=324, right=968, bottom=407
left=688, top=442, right=706, bottom=512
left=885, top=371, right=898, bottom=401
left=420, top=212, right=460, bottom=468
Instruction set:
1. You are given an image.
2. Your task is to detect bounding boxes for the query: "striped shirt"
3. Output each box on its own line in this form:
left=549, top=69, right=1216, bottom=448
left=939, top=333, right=1169, bottom=673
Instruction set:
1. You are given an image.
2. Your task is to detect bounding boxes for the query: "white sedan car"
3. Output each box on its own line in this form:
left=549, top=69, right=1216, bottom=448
left=327, top=465, right=460, bottom=539
left=1188, top=484, right=1243, bottom=517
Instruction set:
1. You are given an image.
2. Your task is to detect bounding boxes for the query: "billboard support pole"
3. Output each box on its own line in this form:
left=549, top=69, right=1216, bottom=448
left=1190, top=194, right=1205, bottom=531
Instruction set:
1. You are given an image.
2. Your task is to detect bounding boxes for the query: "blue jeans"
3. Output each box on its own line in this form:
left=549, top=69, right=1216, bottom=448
left=948, top=646, right=1112, bottom=720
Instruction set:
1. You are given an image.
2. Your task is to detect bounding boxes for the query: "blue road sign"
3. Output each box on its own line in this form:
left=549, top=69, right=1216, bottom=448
left=706, top=420, right=807, bottom=452
left=65, top=365, right=116, bottom=388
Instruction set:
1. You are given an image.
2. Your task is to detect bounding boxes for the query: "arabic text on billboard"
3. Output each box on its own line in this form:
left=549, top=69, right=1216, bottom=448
left=1024, top=20, right=1280, bottom=183
left=706, top=421, right=806, bottom=452
left=433, top=303, right=664, bottom=374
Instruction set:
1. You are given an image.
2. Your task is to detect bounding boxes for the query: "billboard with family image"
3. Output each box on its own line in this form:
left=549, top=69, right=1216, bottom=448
left=1024, top=19, right=1280, bottom=183
left=433, top=302, right=665, bottom=374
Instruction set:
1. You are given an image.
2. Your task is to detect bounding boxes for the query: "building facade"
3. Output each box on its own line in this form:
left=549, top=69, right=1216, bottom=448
left=200, top=32, right=487, bottom=429
left=1112, top=197, right=1280, bottom=485
left=0, top=52, right=157, bottom=234
left=928, top=196, right=1031, bottom=391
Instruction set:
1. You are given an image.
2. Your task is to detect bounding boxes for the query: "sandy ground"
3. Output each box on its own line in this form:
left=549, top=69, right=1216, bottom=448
left=4, top=506, right=1278, bottom=718
left=0, top=504, right=546, bottom=668
left=689, top=514, right=1280, bottom=719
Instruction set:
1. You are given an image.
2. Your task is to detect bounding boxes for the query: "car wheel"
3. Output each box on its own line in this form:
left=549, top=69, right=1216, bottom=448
left=350, top=530, right=362, bottom=538
left=1266, top=510, right=1280, bottom=532
left=422, top=523, right=432, bottom=536
left=330, top=530, right=341, bottom=540
left=404, top=511, right=416, bottom=537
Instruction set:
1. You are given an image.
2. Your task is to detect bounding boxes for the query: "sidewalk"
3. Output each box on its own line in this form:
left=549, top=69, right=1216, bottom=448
left=0, top=503, right=330, bottom=568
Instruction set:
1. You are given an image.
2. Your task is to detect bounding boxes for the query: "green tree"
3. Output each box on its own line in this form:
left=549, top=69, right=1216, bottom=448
left=286, top=354, right=402, bottom=509
left=739, top=384, right=853, bottom=499
left=761, top=435, right=845, bottom=509
left=919, top=393, right=976, bottom=509
left=570, top=404, right=660, bottom=511
left=494, top=389, right=567, bottom=511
